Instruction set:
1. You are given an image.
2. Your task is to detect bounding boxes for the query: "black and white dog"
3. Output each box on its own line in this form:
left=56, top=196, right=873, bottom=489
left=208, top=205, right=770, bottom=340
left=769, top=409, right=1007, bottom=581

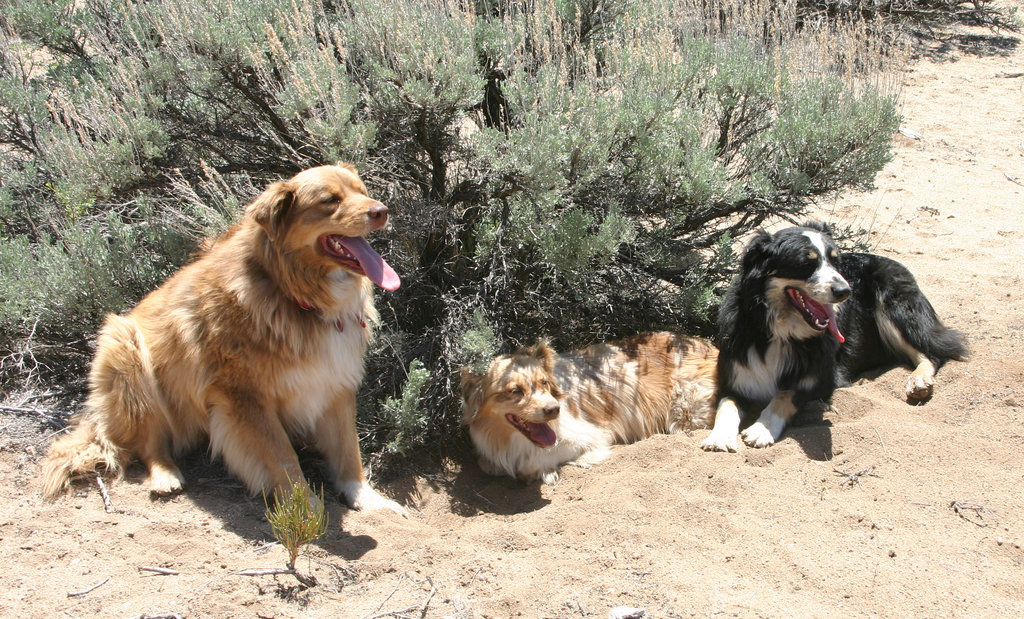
left=701, top=222, right=967, bottom=452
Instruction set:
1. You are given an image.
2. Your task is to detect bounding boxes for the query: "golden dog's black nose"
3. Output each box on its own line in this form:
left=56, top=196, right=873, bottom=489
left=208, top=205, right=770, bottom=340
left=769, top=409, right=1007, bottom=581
left=368, top=202, right=388, bottom=222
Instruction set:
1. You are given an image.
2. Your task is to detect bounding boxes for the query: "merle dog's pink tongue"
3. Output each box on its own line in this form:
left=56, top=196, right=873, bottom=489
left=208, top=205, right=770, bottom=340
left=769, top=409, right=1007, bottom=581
left=337, top=237, right=401, bottom=291
left=526, top=421, right=557, bottom=447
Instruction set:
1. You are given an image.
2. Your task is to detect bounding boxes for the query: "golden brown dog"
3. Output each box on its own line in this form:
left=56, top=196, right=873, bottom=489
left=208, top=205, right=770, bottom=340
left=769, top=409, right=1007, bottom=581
left=41, top=163, right=406, bottom=514
left=461, top=332, right=718, bottom=483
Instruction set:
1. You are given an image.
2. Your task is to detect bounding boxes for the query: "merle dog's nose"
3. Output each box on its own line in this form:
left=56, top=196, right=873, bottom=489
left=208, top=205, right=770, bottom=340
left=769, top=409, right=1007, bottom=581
left=831, top=282, right=851, bottom=302
left=542, top=403, right=560, bottom=419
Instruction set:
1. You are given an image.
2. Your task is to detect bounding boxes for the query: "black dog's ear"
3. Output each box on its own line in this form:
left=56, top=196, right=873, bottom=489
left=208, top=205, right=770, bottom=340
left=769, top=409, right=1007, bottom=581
left=740, top=229, right=774, bottom=275
left=802, top=220, right=834, bottom=238
left=246, top=181, right=295, bottom=239
left=736, top=229, right=775, bottom=310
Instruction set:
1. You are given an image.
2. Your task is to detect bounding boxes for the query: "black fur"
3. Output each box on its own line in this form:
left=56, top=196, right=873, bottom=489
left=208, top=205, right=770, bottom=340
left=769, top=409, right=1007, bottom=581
left=717, top=221, right=967, bottom=422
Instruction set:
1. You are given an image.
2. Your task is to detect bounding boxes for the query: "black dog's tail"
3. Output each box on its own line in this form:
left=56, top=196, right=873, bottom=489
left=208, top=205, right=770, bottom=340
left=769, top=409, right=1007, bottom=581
left=925, top=323, right=968, bottom=366
left=900, top=293, right=968, bottom=369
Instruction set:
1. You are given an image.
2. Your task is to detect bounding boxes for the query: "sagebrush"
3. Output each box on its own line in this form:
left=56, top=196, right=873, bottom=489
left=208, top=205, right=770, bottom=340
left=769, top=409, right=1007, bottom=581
left=1, top=0, right=909, bottom=467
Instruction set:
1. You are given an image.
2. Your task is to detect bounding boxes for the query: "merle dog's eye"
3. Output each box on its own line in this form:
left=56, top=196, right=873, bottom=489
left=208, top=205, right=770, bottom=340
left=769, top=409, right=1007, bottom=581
left=509, top=386, right=524, bottom=396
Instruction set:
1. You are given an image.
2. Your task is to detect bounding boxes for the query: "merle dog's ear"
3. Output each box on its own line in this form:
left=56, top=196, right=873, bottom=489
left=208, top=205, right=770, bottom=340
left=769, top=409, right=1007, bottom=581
left=740, top=229, right=774, bottom=275
left=527, top=339, right=557, bottom=373
left=802, top=220, right=834, bottom=238
left=460, top=367, right=485, bottom=423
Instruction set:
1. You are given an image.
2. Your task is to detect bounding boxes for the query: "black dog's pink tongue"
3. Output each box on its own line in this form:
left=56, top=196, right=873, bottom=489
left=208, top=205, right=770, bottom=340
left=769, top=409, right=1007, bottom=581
left=337, top=236, right=401, bottom=291
left=823, top=303, right=845, bottom=344
left=789, top=288, right=846, bottom=343
left=526, top=421, right=557, bottom=447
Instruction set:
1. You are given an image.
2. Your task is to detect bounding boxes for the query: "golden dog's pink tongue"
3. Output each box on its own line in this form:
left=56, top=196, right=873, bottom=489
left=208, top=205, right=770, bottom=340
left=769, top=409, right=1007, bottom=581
left=337, top=237, right=401, bottom=291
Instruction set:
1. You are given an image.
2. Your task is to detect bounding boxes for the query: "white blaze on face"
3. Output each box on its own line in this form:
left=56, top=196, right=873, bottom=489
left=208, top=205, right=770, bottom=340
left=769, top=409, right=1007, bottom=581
left=802, top=231, right=849, bottom=304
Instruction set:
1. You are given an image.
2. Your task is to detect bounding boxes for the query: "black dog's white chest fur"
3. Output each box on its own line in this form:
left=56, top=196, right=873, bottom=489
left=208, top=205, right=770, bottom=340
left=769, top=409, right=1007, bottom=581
left=702, top=222, right=966, bottom=452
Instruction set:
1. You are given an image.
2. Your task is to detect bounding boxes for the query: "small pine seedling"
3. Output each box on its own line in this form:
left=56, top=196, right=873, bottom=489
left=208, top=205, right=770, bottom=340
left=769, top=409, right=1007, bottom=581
left=264, top=480, right=329, bottom=569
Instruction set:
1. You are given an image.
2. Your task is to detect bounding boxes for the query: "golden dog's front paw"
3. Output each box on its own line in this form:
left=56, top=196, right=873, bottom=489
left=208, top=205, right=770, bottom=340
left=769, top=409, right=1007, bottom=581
left=147, top=465, right=185, bottom=495
left=341, top=481, right=408, bottom=517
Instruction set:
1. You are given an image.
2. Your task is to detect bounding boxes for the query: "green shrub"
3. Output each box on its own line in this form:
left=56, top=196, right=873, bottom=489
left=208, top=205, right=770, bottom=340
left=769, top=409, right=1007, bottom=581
left=265, top=480, right=328, bottom=571
left=1, top=0, right=903, bottom=466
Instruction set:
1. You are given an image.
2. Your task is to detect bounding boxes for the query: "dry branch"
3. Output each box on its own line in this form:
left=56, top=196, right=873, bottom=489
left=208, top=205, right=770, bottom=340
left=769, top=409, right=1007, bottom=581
left=234, top=567, right=298, bottom=577
left=950, top=501, right=996, bottom=527
left=0, top=404, right=70, bottom=429
left=138, top=566, right=179, bottom=576
left=67, top=576, right=110, bottom=598
left=94, top=474, right=117, bottom=513
left=833, top=465, right=881, bottom=486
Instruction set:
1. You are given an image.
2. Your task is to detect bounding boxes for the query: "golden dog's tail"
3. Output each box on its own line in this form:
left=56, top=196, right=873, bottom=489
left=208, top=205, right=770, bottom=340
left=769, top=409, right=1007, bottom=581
left=40, top=417, right=125, bottom=498
left=40, top=313, right=157, bottom=498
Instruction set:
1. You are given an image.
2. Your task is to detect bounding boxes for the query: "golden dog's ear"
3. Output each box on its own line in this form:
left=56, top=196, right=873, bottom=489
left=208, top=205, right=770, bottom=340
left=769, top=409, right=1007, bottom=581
left=527, top=339, right=556, bottom=373
left=460, top=367, right=485, bottom=423
left=337, top=161, right=359, bottom=175
left=246, top=181, right=295, bottom=238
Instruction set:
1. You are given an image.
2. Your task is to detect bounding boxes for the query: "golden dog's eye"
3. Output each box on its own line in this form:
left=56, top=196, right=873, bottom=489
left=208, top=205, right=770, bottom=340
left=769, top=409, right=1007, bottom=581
left=320, top=194, right=337, bottom=205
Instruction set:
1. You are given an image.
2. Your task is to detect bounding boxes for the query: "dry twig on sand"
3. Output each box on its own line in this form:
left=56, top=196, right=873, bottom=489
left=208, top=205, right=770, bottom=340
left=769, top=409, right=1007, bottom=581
left=94, top=474, right=117, bottom=513
left=833, top=465, right=882, bottom=486
left=67, top=576, right=110, bottom=598
left=138, top=566, right=179, bottom=576
left=0, top=404, right=70, bottom=430
left=362, top=574, right=437, bottom=619
left=950, top=501, right=996, bottom=527
left=235, top=566, right=317, bottom=587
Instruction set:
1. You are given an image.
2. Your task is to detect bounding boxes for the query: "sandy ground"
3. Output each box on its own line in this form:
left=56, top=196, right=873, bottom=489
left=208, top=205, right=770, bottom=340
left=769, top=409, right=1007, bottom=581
left=2, top=17, right=1023, bottom=619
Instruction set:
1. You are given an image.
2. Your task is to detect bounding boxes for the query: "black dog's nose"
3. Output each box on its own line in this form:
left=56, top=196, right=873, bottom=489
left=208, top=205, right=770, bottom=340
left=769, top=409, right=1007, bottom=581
left=542, top=403, right=560, bottom=419
left=831, top=283, right=851, bottom=302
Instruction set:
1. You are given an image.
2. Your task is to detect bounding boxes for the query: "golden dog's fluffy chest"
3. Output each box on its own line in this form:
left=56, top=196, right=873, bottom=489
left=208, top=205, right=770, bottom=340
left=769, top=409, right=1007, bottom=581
left=274, top=314, right=369, bottom=432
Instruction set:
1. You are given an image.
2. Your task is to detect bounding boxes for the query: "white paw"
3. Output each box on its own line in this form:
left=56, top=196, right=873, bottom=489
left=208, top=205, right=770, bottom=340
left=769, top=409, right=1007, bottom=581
left=741, top=422, right=777, bottom=448
left=147, top=467, right=185, bottom=495
left=572, top=447, right=611, bottom=468
left=700, top=431, right=738, bottom=452
left=540, top=470, right=561, bottom=485
left=905, top=373, right=934, bottom=401
left=342, top=481, right=408, bottom=517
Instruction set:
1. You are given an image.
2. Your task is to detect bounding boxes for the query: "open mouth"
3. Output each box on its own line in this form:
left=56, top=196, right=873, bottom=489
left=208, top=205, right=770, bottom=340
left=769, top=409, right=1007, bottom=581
left=785, top=287, right=845, bottom=343
left=506, top=413, right=557, bottom=447
left=319, top=234, right=401, bottom=291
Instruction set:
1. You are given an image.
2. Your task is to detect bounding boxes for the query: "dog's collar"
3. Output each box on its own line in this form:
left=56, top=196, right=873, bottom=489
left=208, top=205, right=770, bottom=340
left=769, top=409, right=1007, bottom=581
left=294, top=299, right=366, bottom=332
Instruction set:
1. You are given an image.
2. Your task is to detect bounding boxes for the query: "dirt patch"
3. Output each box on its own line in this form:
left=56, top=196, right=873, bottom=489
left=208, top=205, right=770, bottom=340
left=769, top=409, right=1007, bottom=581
left=3, top=19, right=1024, bottom=619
